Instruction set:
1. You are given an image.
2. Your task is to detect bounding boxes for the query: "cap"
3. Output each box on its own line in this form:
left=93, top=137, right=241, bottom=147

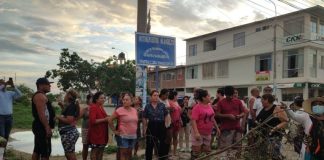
left=294, top=96, right=304, bottom=104
left=36, top=77, right=53, bottom=85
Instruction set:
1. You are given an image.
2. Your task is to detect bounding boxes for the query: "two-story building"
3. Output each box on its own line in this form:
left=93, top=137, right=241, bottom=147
left=147, top=65, right=186, bottom=96
left=185, top=6, right=324, bottom=102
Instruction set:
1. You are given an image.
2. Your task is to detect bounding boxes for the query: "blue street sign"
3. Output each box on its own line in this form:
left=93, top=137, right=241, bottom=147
left=135, top=32, right=176, bottom=67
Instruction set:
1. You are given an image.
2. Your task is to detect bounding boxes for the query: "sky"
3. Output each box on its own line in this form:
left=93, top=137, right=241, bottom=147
left=0, top=0, right=323, bottom=93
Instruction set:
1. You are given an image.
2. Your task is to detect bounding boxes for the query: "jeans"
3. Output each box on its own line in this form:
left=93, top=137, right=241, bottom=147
left=0, top=115, right=13, bottom=140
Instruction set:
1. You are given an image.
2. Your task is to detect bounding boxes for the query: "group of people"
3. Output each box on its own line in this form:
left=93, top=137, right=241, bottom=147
left=1, top=76, right=324, bottom=160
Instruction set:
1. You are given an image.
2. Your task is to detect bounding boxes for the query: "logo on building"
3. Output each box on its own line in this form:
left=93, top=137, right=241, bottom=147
left=283, top=33, right=304, bottom=45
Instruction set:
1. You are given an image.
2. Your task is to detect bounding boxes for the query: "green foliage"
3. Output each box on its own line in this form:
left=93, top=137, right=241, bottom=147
left=12, top=103, right=33, bottom=129
left=47, top=48, right=97, bottom=91
left=104, top=145, right=118, bottom=154
left=11, top=84, right=33, bottom=106
left=46, top=48, right=136, bottom=96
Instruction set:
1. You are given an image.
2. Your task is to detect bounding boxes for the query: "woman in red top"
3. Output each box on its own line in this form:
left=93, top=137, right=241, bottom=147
left=88, top=91, right=109, bottom=160
left=168, top=90, right=182, bottom=156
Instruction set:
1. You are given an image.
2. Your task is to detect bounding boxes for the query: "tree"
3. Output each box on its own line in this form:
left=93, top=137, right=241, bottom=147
left=14, top=84, right=34, bottom=105
left=97, top=59, right=136, bottom=96
left=47, top=48, right=97, bottom=92
left=47, top=48, right=136, bottom=96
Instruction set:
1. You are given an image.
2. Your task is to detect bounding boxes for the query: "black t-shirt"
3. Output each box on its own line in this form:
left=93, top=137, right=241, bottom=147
left=58, top=103, right=79, bottom=128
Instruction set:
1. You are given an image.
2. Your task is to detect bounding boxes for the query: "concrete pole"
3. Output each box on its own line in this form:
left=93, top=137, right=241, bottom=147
left=137, top=0, right=147, bottom=33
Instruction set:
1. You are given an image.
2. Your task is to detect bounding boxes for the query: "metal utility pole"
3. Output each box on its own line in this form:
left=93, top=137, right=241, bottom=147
left=269, top=0, right=277, bottom=97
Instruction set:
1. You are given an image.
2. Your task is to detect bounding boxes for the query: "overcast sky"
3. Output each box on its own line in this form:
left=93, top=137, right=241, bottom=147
left=0, top=0, right=323, bottom=93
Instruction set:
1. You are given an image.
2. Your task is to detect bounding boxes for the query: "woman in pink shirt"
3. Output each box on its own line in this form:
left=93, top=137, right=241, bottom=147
left=108, top=93, right=138, bottom=160
left=191, top=89, right=220, bottom=159
left=168, top=90, right=182, bottom=156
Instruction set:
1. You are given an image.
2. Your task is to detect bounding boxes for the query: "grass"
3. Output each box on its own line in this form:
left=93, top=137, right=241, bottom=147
left=12, top=102, right=61, bottom=129
left=12, top=103, right=33, bottom=129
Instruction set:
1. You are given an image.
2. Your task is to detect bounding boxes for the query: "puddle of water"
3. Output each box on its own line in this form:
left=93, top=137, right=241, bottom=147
left=8, top=128, right=83, bottom=156
left=8, top=107, right=116, bottom=156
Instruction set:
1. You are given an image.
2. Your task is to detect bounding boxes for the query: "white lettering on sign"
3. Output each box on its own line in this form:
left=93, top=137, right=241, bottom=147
left=139, top=36, right=159, bottom=44
left=143, top=47, right=170, bottom=59
left=311, top=83, right=321, bottom=88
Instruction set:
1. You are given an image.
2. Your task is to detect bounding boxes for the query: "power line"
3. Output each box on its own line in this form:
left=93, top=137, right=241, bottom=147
left=277, top=0, right=303, bottom=10
left=239, top=0, right=274, bottom=17
left=247, top=0, right=276, bottom=14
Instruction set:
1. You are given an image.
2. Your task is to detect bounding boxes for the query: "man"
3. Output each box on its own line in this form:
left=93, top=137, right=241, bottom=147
left=247, top=88, right=262, bottom=130
left=32, top=77, right=55, bottom=160
left=216, top=86, right=248, bottom=159
left=0, top=78, right=22, bottom=146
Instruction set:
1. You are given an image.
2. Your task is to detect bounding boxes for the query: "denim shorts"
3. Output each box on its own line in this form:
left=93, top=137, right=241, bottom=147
left=115, top=135, right=136, bottom=149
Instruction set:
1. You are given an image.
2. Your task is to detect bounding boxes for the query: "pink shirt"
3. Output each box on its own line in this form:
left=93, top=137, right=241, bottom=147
left=113, top=107, right=138, bottom=139
left=191, top=103, right=215, bottom=135
left=169, top=101, right=181, bottom=123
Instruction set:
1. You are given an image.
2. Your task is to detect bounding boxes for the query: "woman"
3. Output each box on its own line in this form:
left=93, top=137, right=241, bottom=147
left=179, top=96, right=190, bottom=152
left=256, top=94, right=288, bottom=160
left=88, top=92, right=109, bottom=160
left=191, top=89, right=220, bottom=159
left=108, top=93, right=138, bottom=160
left=56, top=89, right=80, bottom=160
left=143, top=90, right=169, bottom=160
left=79, top=94, right=92, bottom=160
left=133, top=96, right=143, bottom=157
left=303, top=97, right=324, bottom=159
left=168, top=90, right=182, bottom=156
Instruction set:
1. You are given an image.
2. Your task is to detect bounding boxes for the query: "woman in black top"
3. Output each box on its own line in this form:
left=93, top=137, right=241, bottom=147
left=56, top=89, right=80, bottom=160
left=143, top=90, right=169, bottom=160
left=256, top=94, right=288, bottom=160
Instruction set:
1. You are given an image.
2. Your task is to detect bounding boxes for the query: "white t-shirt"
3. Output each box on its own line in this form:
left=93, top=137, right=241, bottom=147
left=253, top=97, right=263, bottom=117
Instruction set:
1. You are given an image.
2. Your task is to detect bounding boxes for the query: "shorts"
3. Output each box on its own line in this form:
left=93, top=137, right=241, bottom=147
left=60, top=127, right=79, bottom=153
left=218, top=130, right=242, bottom=149
left=211, top=127, right=217, bottom=136
left=81, top=128, right=88, bottom=144
left=89, top=144, right=106, bottom=149
left=191, top=134, right=211, bottom=146
left=115, top=135, right=136, bottom=149
left=32, top=127, right=51, bottom=158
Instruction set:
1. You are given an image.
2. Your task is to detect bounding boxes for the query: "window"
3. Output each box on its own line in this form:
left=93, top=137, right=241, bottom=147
left=186, top=65, right=198, bottom=79
left=309, top=49, right=317, bottom=78
left=189, top=44, right=197, bottom=57
left=311, top=17, right=317, bottom=33
left=320, top=20, right=324, bottom=35
left=283, top=49, right=304, bottom=78
left=255, top=53, right=272, bottom=72
left=162, top=72, right=175, bottom=81
left=282, top=88, right=303, bottom=101
left=177, top=69, right=184, bottom=80
left=203, top=38, right=216, bottom=52
left=233, top=32, right=245, bottom=47
left=256, top=27, right=261, bottom=32
left=217, top=60, right=229, bottom=77
left=202, top=62, right=215, bottom=79
left=262, top=25, right=270, bottom=30
left=284, top=17, right=304, bottom=36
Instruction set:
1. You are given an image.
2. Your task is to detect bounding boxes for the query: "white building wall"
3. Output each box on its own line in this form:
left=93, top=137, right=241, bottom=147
left=185, top=8, right=324, bottom=100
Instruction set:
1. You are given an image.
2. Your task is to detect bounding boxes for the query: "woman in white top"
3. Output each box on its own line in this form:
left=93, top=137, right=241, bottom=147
left=283, top=96, right=312, bottom=160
